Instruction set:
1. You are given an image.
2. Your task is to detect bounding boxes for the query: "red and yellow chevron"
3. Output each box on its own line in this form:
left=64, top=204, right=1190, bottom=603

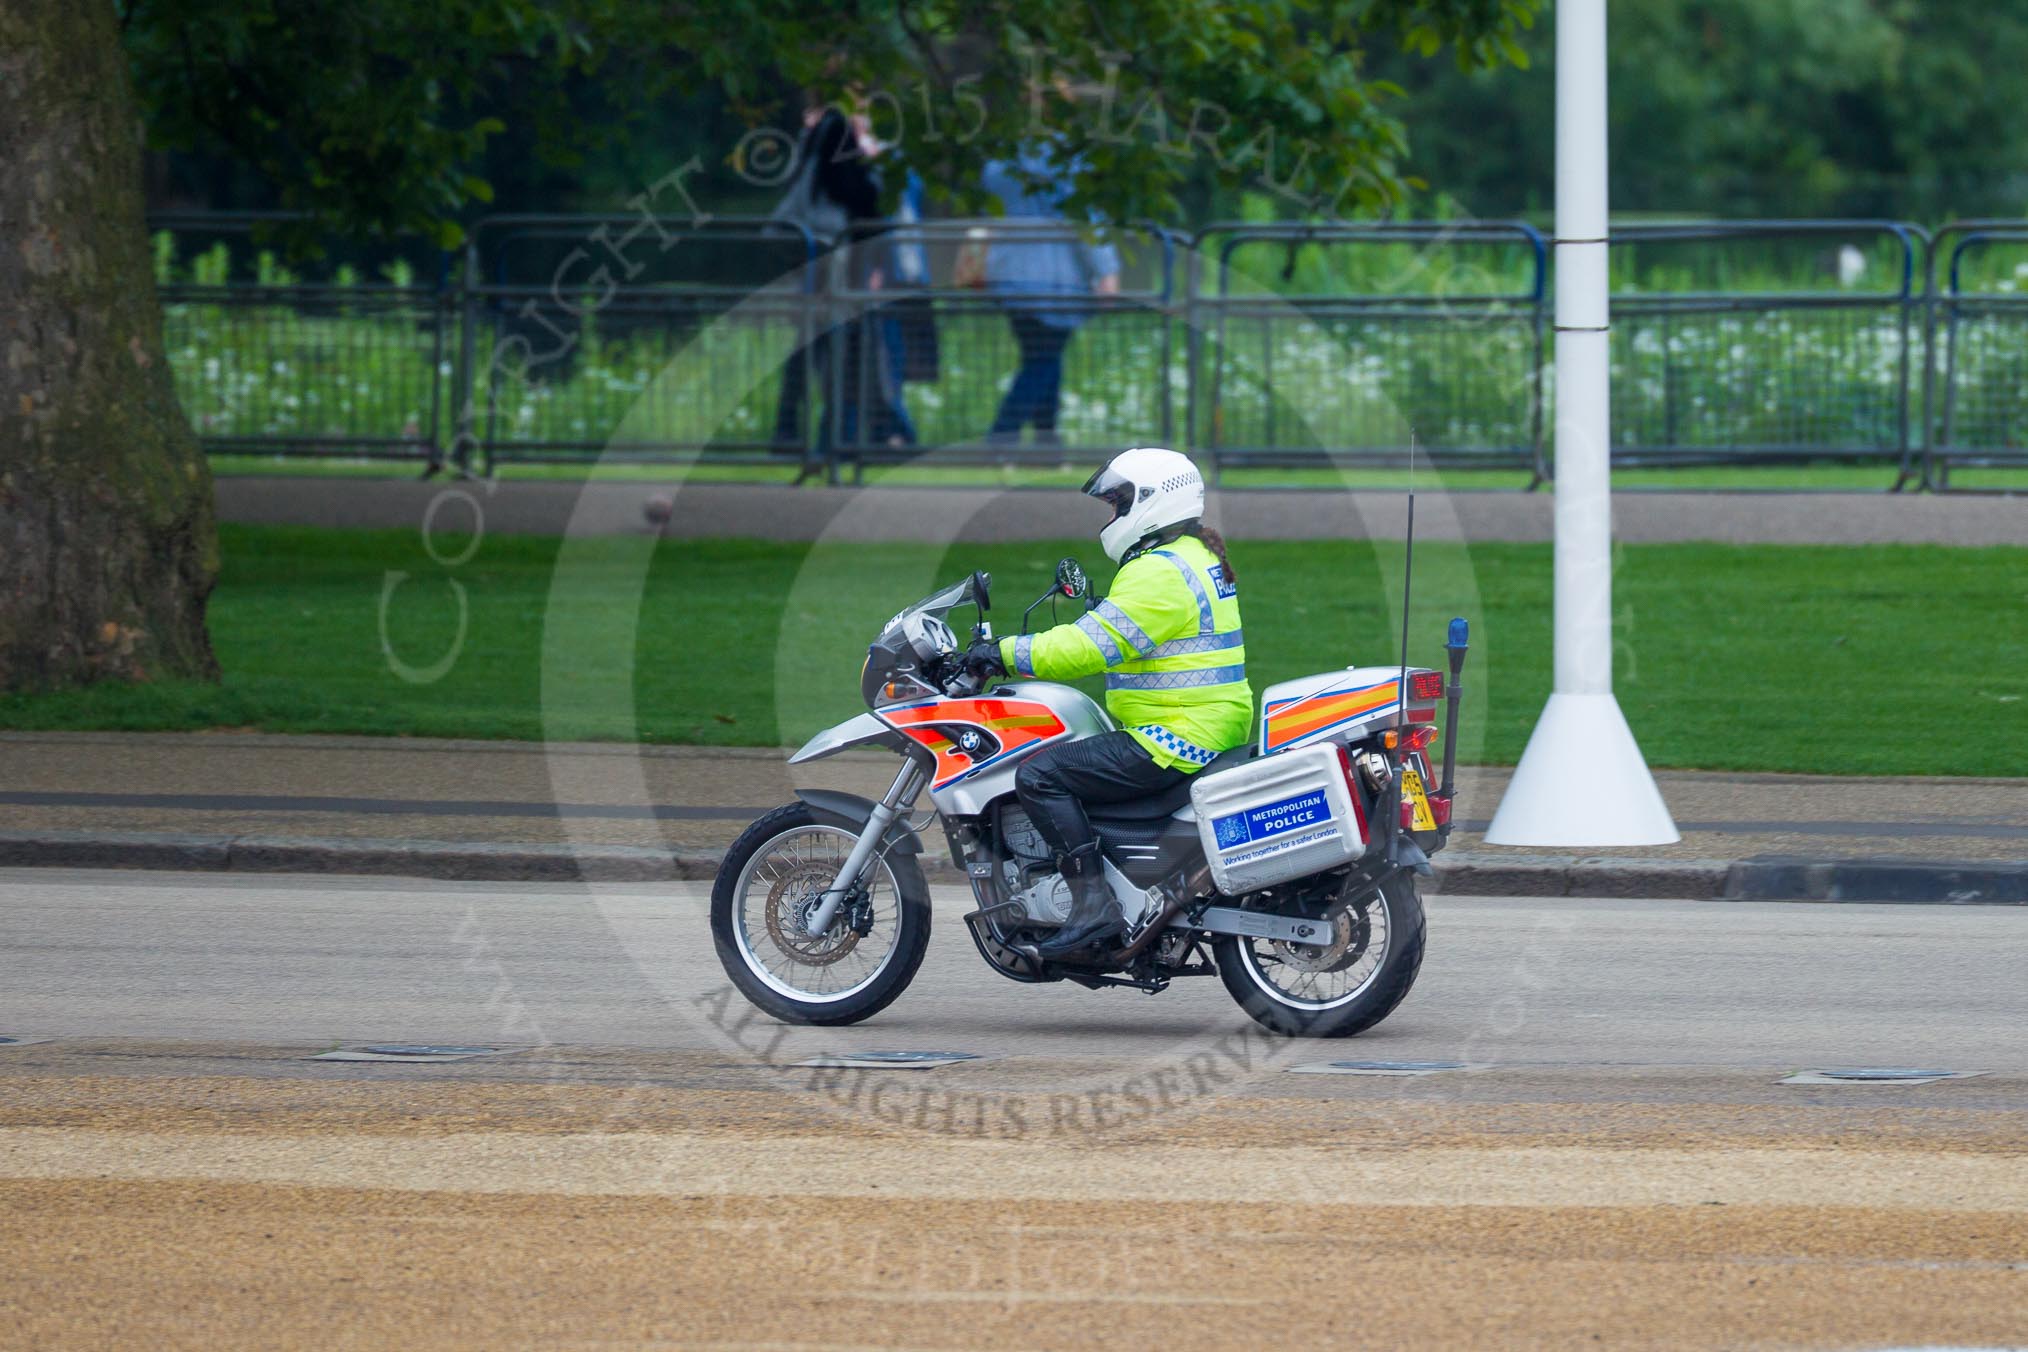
left=1263, top=681, right=1400, bottom=751
left=885, top=697, right=1070, bottom=787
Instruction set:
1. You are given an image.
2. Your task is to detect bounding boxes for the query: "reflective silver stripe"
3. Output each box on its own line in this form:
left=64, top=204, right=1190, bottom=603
left=1106, top=664, right=1247, bottom=691
left=1094, top=600, right=1155, bottom=657
left=1075, top=612, right=1122, bottom=666
left=1011, top=634, right=1035, bottom=677
left=1132, top=724, right=1218, bottom=765
left=1153, top=550, right=1214, bottom=634
left=1148, top=627, right=1243, bottom=658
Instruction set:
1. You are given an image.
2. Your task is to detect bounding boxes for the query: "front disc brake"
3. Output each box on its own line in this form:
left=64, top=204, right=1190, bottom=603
left=763, top=862, right=862, bottom=966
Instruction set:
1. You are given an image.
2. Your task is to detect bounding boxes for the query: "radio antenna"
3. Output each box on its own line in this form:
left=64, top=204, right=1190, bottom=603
left=1394, top=429, right=1417, bottom=741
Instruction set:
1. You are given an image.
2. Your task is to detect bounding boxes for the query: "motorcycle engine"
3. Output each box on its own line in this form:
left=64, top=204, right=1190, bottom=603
left=998, top=806, right=1073, bottom=925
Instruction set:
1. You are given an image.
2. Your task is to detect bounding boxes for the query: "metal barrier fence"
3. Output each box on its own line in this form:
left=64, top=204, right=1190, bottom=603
left=1607, top=222, right=1925, bottom=482
left=1188, top=222, right=1548, bottom=480
left=154, top=213, right=453, bottom=466
left=460, top=215, right=819, bottom=475
left=1927, top=221, right=2028, bottom=486
left=147, top=212, right=2028, bottom=487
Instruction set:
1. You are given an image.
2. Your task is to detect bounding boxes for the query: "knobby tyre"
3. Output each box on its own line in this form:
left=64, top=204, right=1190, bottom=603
left=1213, top=874, right=1426, bottom=1038
left=710, top=802, right=932, bottom=1026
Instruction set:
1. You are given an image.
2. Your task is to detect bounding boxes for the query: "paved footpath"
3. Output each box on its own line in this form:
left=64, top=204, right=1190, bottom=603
left=214, top=475, right=2028, bottom=546
left=3, top=731, right=2023, bottom=900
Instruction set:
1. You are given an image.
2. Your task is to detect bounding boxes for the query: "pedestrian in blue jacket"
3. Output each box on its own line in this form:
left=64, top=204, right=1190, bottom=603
left=980, top=149, right=1120, bottom=449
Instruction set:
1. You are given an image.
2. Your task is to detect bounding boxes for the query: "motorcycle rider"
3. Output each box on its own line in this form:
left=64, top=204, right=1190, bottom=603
left=964, top=447, right=1252, bottom=957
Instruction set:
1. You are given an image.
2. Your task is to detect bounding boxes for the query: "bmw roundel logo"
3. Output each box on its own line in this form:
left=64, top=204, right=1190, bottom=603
left=958, top=729, right=982, bottom=753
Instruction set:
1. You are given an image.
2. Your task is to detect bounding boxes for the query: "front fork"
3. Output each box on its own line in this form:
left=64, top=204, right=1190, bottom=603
left=803, top=759, right=928, bottom=937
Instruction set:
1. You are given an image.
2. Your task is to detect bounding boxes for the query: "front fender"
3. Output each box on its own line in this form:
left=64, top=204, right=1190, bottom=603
left=787, top=712, right=903, bottom=765
left=795, top=789, right=924, bottom=855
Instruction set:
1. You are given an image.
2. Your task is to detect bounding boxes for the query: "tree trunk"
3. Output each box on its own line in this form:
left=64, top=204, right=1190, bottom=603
left=0, top=0, right=218, bottom=690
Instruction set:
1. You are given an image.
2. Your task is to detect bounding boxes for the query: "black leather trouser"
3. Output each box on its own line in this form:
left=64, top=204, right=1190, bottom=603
left=1013, top=731, right=1190, bottom=859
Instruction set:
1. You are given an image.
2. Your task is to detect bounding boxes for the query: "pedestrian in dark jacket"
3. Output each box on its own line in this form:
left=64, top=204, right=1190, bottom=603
left=771, top=103, right=885, bottom=473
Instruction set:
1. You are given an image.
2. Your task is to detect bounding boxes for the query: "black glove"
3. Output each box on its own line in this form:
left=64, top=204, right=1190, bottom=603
left=961, top=637, right=1006, bottom=678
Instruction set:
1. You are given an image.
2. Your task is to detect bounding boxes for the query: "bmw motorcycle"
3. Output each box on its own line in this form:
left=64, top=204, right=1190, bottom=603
left=710, top=562, right=1469, bottom=1038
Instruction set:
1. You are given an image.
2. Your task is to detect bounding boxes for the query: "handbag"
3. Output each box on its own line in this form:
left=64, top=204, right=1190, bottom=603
left=768, top=127, right=849, bottom=249
left=890, top=294, right=941, bottom=382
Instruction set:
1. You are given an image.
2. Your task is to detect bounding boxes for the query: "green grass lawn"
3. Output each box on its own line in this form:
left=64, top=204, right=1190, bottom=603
left=3, top=525, right=2022, bottom=776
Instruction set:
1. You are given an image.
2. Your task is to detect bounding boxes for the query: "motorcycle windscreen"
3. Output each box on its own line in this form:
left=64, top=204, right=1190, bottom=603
left=879, top=576, right=979, bottom=642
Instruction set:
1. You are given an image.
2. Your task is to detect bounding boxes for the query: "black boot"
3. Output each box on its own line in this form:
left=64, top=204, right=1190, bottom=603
left=1034, top=842, right=1125, bottom=958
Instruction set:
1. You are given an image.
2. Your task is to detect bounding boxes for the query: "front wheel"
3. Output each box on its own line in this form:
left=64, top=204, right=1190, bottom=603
left=1214, top=874, right=1425, bottom=1038
left=710, top=803, right=932, bottom=1026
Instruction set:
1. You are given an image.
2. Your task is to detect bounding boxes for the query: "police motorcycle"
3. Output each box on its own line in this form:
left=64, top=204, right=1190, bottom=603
left=709, top=562, right=1470, bottom=1038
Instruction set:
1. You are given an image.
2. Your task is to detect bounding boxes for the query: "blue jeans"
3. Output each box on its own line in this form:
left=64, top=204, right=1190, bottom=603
left=872, top=315, right=917, bottom=446
left=990, top=313, right=1074, bottom=437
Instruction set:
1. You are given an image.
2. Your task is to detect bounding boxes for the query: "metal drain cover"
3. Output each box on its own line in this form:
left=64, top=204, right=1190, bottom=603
left=1781, top=1068, right=1988, bottom=1087
left=1288, top=1060, right=1473, bottom=1077
left=314, top=1044, right=513, bottom=1063
left=795, top=1050, right=981, bottom=1070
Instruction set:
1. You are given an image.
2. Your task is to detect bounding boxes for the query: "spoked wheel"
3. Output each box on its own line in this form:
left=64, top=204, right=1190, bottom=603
left=1214, top=874, right=1425, bottom=1038
left=710, top=803, right=931, bottom=1026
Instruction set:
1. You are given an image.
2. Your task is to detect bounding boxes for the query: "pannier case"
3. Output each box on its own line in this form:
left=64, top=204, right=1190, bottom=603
left=1189, top=741, right=1365, bottom=896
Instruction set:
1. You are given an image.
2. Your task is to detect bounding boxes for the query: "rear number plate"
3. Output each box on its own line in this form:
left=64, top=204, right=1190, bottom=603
left=1401, top=767, right=1437, bottom=831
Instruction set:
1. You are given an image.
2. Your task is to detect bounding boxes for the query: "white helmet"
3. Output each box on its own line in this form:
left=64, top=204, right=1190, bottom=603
left=1084, top=447, right=1206, bottom=563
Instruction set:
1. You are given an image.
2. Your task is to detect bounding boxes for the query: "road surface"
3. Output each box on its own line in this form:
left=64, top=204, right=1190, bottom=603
left=3, top=868, right=2025, bottom=1348
left=8, top=869, right=2026, bottom=1066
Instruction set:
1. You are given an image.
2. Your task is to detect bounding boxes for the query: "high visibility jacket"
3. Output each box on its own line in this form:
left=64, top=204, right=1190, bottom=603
left=999, top=534, right=1252, bottom=772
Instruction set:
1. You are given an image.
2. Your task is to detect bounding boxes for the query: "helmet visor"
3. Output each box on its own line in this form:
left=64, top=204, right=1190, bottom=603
left=1081, top=467, right=1135, bottom=524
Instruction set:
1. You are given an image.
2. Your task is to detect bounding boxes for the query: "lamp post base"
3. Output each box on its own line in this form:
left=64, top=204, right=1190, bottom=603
left=1483, top=693, right=1679, bottom=847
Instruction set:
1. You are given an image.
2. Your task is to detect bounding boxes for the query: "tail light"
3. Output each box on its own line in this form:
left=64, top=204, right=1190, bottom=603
left=1334, top=744, right=1372, bottom=838
left=1381, top=724, right=1439, bottom=752
left=1398, top=792, right=1454, bottom=830
left=1409, top=670, right=1445, bottom=701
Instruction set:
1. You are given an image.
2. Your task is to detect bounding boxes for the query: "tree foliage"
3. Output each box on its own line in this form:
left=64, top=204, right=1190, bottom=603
left=125, top=0, right=623, bottom=244
left=122, top=0, right=1543, bottom=240
left=1377, top=0, right=2028, bottom=220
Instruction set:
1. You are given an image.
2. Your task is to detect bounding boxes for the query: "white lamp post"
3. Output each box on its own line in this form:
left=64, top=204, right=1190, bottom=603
left=1483, top=0, right=1678, bottom=847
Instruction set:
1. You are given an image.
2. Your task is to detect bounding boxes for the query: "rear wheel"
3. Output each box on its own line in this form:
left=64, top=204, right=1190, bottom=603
left=710, top=803, right=931, bottom=1026
left=1214, top=874, right=1425, bottom=1038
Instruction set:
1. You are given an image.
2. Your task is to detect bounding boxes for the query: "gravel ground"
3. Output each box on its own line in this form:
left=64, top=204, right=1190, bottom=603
left=2, top=1061, right=2025, bottom=1349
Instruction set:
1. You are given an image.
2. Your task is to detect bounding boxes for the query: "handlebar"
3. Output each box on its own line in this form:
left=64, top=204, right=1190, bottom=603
left=926, top=653, right=985, bottom=700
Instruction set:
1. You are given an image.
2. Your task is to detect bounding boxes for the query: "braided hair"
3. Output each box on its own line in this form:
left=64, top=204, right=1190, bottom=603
left=1183, top=522, right=1237, bottom=585
left=1127, top=518, right=1233, bottom=587
left=1127, top=520, right=1238, bottom=585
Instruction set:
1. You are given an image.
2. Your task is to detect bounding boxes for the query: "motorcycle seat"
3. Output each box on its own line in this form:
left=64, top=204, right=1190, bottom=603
left=1202, top=745, right=1257, bottom=776
left=1087, top=778, right=1194, bottom=823
left=1085, top=745, right=1257, bottom=826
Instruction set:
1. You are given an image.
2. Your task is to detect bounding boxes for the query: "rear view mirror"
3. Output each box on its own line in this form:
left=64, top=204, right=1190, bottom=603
left=1055, top=557, right=1090, bottom=602
left=970, top=569, right=992, bottom=613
